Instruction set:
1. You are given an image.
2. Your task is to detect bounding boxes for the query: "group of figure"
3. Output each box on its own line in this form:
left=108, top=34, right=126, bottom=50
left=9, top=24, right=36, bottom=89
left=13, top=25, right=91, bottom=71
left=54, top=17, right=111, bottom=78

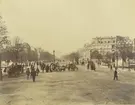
left=40, top=62, right=78, bottom=72
left=87, top=60, right=96, bottom=71
left=26, top=63, right=40, bottom=82
left=86, top=59, right=118, bottom=80
left=25, top=61, right=79, bottom=82
left=6, top=63, right=25, bottom=77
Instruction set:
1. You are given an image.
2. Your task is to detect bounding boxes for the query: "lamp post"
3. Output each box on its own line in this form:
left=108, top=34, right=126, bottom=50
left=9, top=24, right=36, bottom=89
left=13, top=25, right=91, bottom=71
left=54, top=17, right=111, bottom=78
left=53, top=50, right=55, bottom=63
left=0, top=54, right=2, bottom=81
left=89, top=50, right=91, bottom=60
left=115, top=36, right=119, bottom=69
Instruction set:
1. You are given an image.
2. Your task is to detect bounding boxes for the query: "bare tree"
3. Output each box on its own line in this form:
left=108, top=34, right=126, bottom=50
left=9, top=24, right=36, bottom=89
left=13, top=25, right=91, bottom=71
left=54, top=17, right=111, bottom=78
left=63, top=51, right=80, bottom=64
left=90, top=50, right=103, bottom=60
left=0, top=16, right=9, bottom=81
left=7, top=36, right=24, bottom=62
left=0, top=16, right=9, bottom=48
left=116, top=36, right=133, bottom=69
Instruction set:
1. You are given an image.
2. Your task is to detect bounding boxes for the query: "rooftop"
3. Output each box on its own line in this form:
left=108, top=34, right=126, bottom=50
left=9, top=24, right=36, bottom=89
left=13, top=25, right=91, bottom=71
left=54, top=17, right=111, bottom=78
left=92, top=36, right=116, bottom=40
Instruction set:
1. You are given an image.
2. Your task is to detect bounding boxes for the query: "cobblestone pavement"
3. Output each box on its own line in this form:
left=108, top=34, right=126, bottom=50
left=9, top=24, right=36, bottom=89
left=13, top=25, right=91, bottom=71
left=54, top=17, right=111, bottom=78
left=0, top=66, right=135, bottom=105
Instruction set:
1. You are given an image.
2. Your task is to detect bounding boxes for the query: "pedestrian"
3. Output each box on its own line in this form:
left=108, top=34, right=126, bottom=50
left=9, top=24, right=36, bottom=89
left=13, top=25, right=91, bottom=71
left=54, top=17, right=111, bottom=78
left=36, top=67, right=40, bottom=76
left=41, top=63, right=45, bottom=73
left=43, top=63, right=46, bottom=72
left=87, top=60, right=90, bottom=70
left=46, top=64, right=49, bottom=73
left=91, top=61, right=96, bottom=71
left=31, top=69, right=36, bottom=82
left=110, top=64, right=113, bottom=70
left=67, top=64, right=70, bottom=71
left=113, top=67, right=118, bottom=80
left=108, top=63, right=110, bottom=68
left=87, top=63, right=89, bottom=70
left=3, top=67, right=7, bottom=73
left=26, top=68, right=30, bottom=80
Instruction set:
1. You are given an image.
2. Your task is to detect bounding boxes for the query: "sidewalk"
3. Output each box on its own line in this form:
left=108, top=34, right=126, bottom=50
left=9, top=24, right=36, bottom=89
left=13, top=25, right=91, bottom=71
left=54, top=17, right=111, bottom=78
left=100, top=65, right=135, bottom=73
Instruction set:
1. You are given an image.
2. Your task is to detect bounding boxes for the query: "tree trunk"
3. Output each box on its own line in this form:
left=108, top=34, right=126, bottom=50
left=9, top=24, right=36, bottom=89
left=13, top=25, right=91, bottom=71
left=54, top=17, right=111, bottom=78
left=128, top=59, right=130, bottom=71
left=116, top=56, right=118, bottom=68
left=0, top=54, right=3, bottom=81
left=122, top=59, right=124, bottom=69
left=15, top=51, right=19, bottom=62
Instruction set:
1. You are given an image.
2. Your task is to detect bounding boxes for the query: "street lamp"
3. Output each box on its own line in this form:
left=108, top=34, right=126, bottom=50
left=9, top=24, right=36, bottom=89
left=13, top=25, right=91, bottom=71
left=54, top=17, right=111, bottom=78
left=89, top=50, right=91, bottom=59
left=53, top=50, right=55, bottom=62
left=0, top=54, right=2, bottom=81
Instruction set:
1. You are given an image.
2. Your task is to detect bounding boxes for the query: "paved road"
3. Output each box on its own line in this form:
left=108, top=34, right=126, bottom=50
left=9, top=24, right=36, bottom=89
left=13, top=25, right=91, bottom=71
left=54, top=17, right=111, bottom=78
left=0, top=65, right=135, bottom=105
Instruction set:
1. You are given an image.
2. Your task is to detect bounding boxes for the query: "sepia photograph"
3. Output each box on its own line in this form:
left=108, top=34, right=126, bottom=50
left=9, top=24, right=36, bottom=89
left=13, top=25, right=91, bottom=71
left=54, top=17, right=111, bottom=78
left=0, top=0, right=135, bottom=105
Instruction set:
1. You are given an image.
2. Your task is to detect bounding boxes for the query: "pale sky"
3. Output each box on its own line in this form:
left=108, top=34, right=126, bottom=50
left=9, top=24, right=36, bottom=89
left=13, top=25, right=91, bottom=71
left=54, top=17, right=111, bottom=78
left=0, top=0, right=135, bottom=57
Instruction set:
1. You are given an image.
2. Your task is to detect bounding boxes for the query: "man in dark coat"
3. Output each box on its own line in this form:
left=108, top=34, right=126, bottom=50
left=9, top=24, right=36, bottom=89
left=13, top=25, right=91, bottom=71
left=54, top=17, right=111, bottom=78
left=36, top=67, right=40, bottom=76
left=91, top=61, right=96, bottom=71
left=26, top=68, right=30, bottom=80
left=31, top=69, right=36, bottom=82
left=87, top=61, right=90, bottom=70
left=113, top=67, right=118, bottom=80
left=46, top=64, right=49, bottom=73
left=110, top=64, right=113, bottom=70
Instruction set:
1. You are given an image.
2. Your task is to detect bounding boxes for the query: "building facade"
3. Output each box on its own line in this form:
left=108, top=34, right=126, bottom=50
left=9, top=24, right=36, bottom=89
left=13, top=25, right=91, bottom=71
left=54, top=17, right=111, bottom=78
left=90, top=36, right=116, bottom=55
left=79, top=36, right=133, bottom=62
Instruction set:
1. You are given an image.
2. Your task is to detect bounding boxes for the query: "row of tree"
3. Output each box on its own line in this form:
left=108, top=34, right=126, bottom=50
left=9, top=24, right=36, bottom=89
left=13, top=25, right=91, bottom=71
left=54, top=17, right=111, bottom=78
left=1, top=36, right=55, bottom=62
left=0, top=16, right=54, bottom=62
left=85, top=36, right=134, bottom=68
left=63, top=36, right=134, bottom=68
left=62, top=51, right=80, bottom=64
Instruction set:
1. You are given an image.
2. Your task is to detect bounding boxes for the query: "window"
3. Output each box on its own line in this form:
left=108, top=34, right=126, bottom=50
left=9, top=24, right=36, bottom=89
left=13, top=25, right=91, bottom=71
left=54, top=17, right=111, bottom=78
left=113, top=40, right=115, bottom=43
left=108, top=41, right=110, bottom=43
left=112, top=45, right=115, bottom=48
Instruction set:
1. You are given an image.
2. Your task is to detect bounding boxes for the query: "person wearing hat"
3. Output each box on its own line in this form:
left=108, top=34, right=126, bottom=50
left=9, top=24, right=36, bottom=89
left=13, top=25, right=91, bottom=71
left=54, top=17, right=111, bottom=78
left=26, top=67, right=30, bottom=80
left=31, top=68, right=36, bottom=82
left=113, top=67, right=118, bottom=80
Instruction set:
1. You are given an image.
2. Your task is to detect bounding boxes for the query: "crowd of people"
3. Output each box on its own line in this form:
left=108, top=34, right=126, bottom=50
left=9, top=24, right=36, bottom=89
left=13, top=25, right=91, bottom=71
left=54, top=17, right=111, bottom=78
left=79, top=58, right=119, bottom=81
left=1, top=59, right=119, bottom=82
left=2, top=61, right=79, bottom=82
left=79, top=59, right=97, bottom=71
left=25, top=61, right=79, bottom=82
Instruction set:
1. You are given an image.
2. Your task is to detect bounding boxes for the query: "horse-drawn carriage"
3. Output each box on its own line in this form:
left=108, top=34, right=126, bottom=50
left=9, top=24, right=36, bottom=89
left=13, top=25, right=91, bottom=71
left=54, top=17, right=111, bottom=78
left=49, top=62, right=78, bottom=72
left=58, top=65, right=66, bottom=72
left=7, top=64, right=23, bottom=77
left=67, top=63, right=78, bottom=71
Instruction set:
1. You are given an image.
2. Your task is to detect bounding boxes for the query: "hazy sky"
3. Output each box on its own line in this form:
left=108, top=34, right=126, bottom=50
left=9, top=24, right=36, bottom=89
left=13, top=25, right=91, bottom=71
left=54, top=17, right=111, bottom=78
left=0, top=0, right=135, bottom=57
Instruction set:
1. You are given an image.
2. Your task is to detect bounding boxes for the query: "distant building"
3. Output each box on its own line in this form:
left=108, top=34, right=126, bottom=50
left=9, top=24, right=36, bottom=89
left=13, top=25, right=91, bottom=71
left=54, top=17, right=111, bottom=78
left=90, top=36, right=116, bottom=55
left=79, top=36, right=133, bottom=60
left=78, top=36, right=116, bottom=59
